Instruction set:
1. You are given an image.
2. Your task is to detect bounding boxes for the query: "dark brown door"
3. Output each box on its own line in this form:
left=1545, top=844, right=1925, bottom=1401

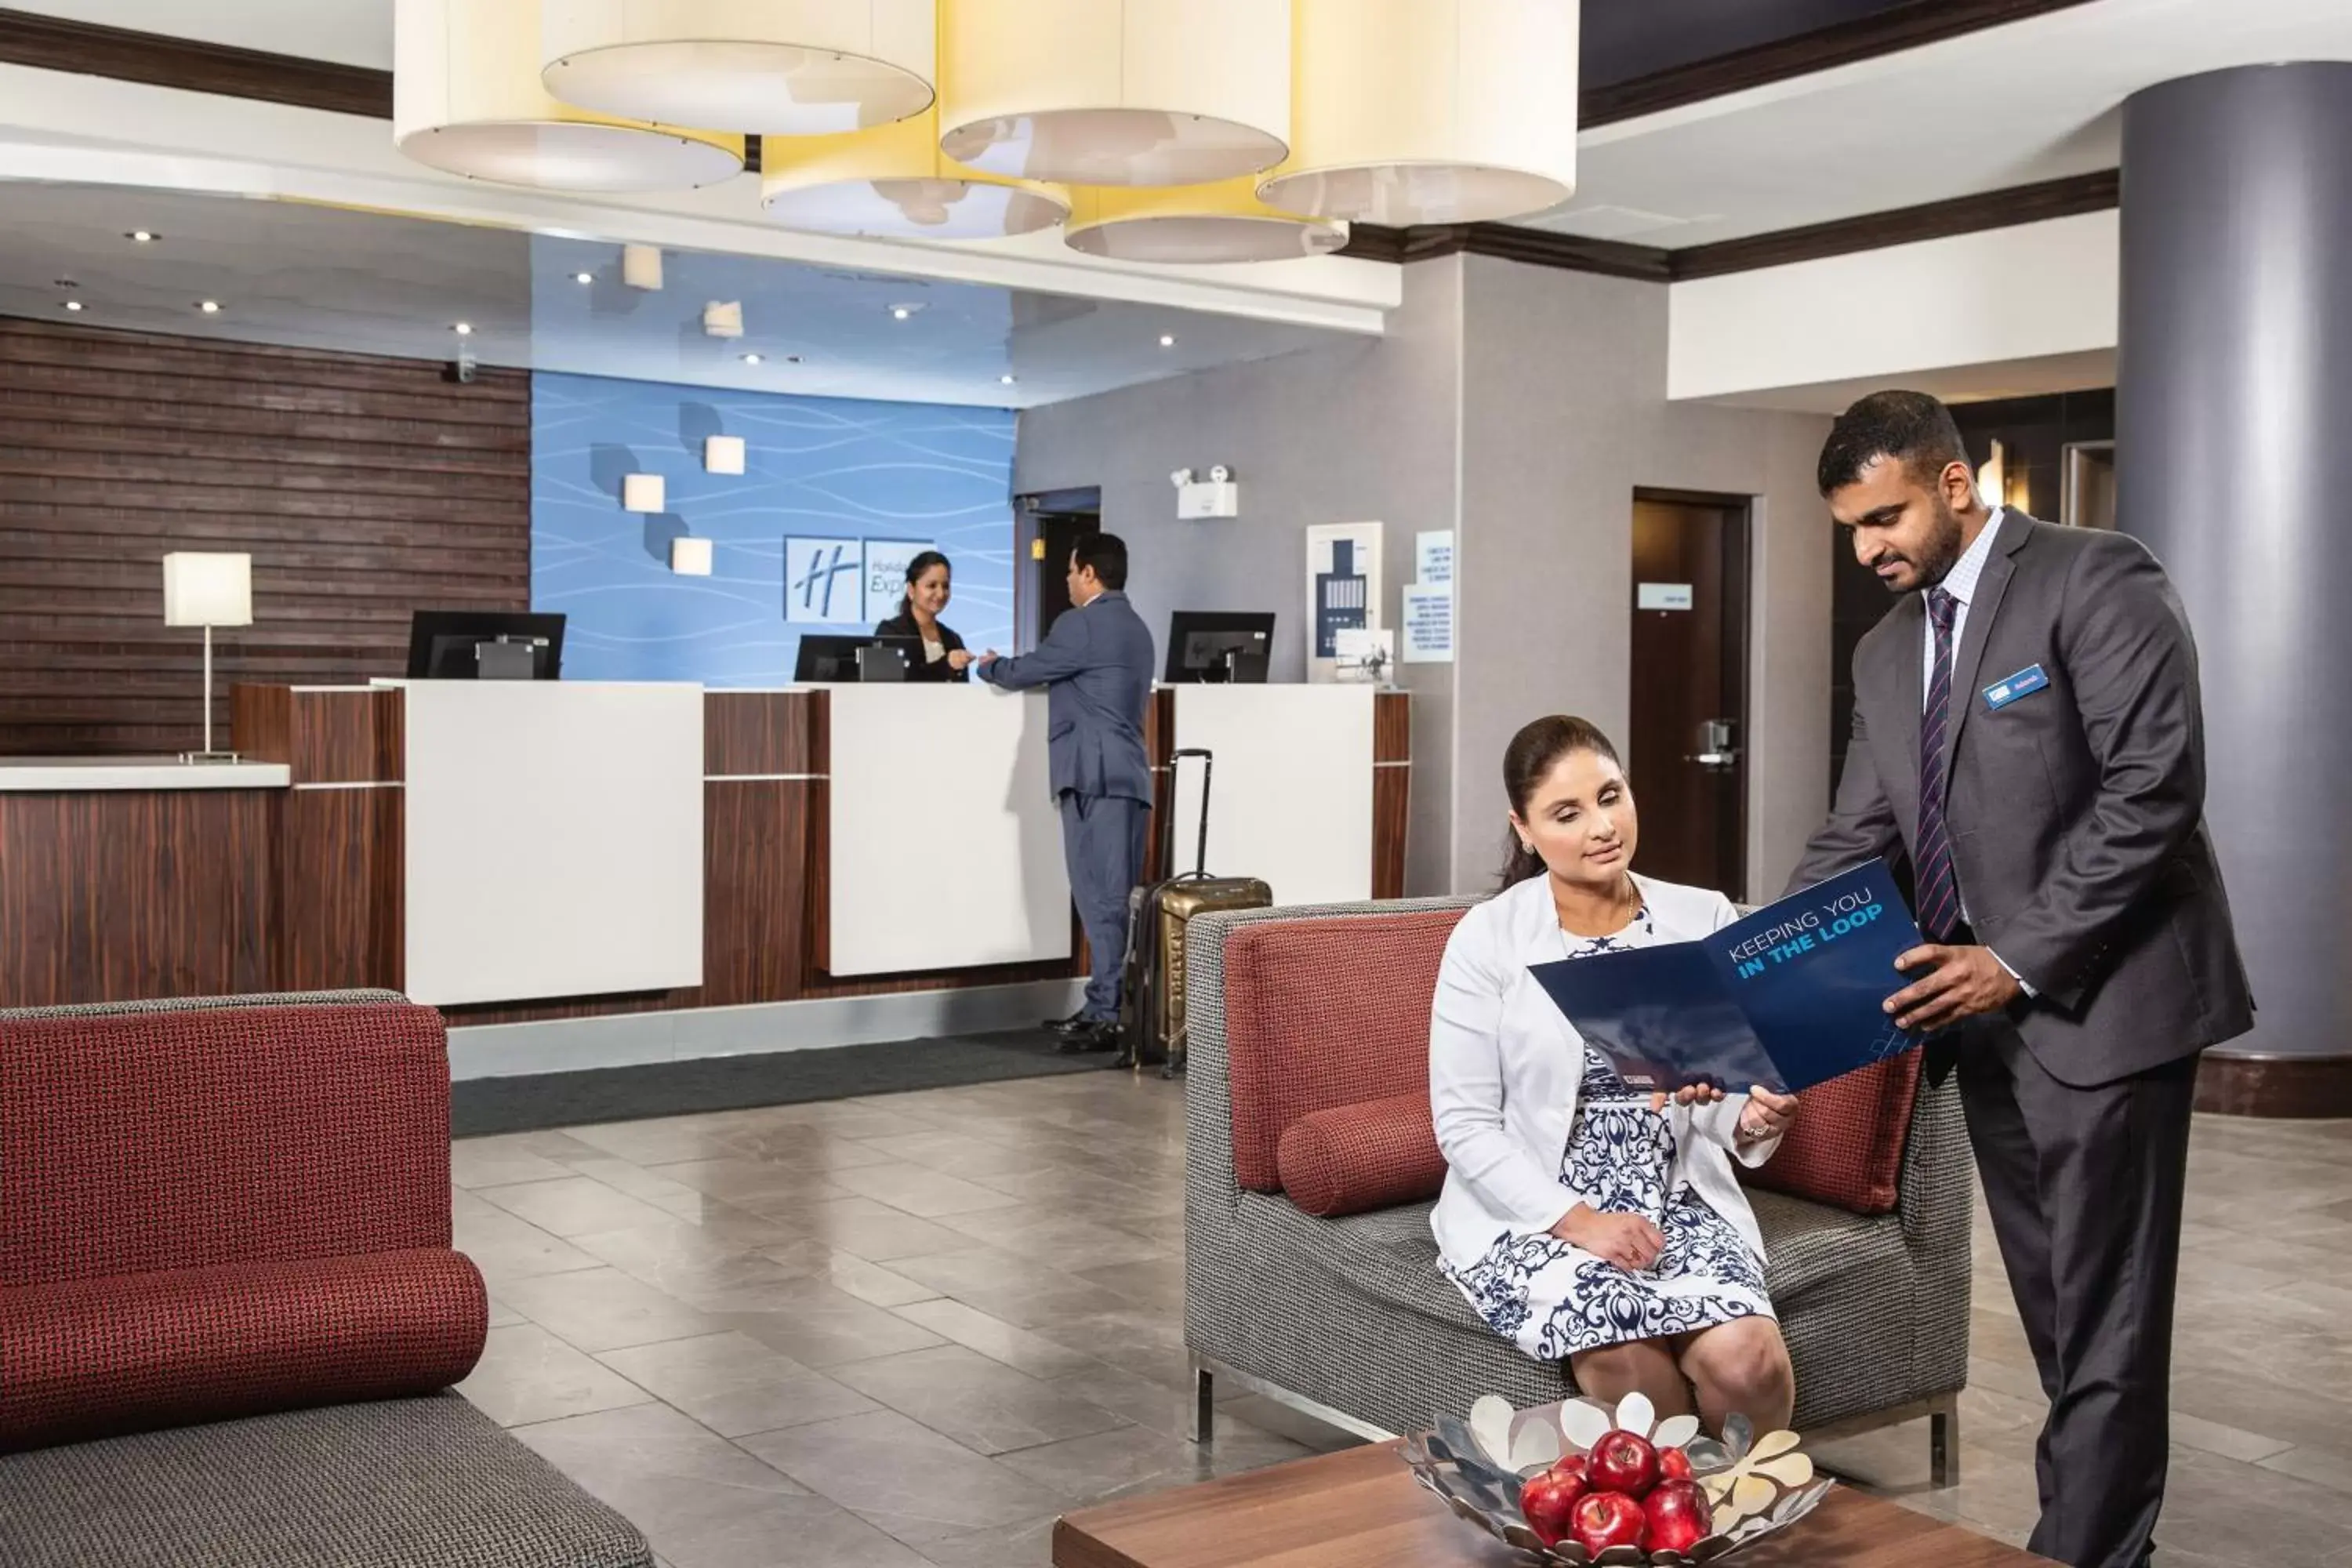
left=1015, top=488, right=1102, bottom=647
left=1628, top=492, right=1751, bottom=896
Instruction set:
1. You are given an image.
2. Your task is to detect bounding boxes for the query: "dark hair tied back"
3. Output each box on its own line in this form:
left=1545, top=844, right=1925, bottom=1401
left=1497, top=715, right=1622, bottom=888
left=899, top=550, right=949, bottom=619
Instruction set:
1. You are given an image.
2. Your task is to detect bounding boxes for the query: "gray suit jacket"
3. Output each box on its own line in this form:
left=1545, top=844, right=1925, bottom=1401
left=1788, top=514, right=2252, bottom=1087
left=981, top=590, right=1156, bottom=804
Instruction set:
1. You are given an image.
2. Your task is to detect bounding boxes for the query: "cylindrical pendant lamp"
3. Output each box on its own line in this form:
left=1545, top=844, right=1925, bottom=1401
left=938, top=0, right=1290, bottom=188
left=395, top=0, right=744, bottom=191
left=539, top=0, right=935, bottom=136
left=1064, top=180, right=1347, bottom=265
left=761, top=105, right=1069, bottom=239
left=1259, top=0, right=1579, bottom=226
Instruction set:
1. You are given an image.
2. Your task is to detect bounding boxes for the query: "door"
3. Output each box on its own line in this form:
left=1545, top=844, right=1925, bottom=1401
left=1014, top=488, right=1101, bottom=648
left=1628, top=492, right=1751, bottom=896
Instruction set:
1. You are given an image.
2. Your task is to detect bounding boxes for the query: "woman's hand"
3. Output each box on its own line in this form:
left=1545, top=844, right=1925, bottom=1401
left=1739, top=1088, right=1799, bottom=1143
left=1552, top=1203, right=1663, bottom=1272
left=946, top=648, right=973, bottom=672
left=1650, top=1080, right=1727, bottom=1112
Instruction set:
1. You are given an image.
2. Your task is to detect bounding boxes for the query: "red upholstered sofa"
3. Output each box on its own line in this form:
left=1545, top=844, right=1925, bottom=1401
left=0, top=993, right=650, bottom=1568
left=1180, top=901, right=1970, bottom=1479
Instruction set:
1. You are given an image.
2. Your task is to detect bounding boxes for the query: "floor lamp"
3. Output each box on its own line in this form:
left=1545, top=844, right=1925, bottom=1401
left=162, top=551, right=252, bottom=764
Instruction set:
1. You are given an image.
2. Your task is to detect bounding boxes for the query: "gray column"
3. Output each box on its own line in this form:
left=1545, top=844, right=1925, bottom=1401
left=2118, top=64, right=2352, bottom=1060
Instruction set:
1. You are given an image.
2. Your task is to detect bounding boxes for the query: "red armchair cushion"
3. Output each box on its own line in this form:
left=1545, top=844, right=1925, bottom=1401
left=1277, top=1092, right=1447, bottom=1217
left=0, top=1247, right=488, bottom=1453
left=1222, top=908, right=1467, bottom=1192
left=1, top=1003, right=451, bottom=1286
left=1740, top=1054, right=1922, bottom=1216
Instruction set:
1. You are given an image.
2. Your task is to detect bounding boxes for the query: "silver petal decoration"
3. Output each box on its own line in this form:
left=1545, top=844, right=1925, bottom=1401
left=1511, top=1421, right=1563, bottom=1472
left=1561, top=1397, right=1614, bottom=1452
left=1722, top=1412, right=1755, bottom=1458
left=1616, top=1390, right=1657, bottom=1439
left=1470, top=1395, right=1518, bottom=1468
left=1653, top=1413, right=1703, bottom=1450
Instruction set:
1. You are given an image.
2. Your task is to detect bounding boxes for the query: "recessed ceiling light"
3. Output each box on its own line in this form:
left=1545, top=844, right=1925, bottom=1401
left=61, top=299, right=83, bottom=312
left=198, top=300, right=222, bottom=314
left=999, top=374, right=1017, bottom=386
left=453, top=322, right=474, bottom=336
left=742, top=352, right=764, bottom=365
left=891, top=306, right=913, bottom=321
left=574, top=271, right=593, bottom=285
left=127, top=230, right=158, bottom=244
left=1159, top=333, right=1177, bottom=347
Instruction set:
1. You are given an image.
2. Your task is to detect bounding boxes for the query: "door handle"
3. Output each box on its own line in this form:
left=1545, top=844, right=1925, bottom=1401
left=1686, top=750, right=1740, bottom=769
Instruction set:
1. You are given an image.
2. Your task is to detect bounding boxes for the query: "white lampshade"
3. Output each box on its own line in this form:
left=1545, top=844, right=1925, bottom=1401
left=395, top=0, right=745, bottom=191
left=1259, top=0, right=1580, bottom=226
left=540, top=0, right=936, bottom=136
left=938, top=0, right=1290, bottom=188
left=1064, top=179, right=1347, bottom=265
left=162, top=552, right=253, bottom=628
left=761, top=102, right=1068, bottom=239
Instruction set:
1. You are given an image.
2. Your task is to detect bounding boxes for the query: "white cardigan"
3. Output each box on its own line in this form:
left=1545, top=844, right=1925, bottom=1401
left=1428, top=871, right=1783, bottom=1276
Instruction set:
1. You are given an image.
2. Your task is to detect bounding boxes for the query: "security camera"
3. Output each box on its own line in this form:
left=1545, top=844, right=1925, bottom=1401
left=1170, top=467, right=1194, bottom=488
left=1208, top=464, right=1232, bottom=485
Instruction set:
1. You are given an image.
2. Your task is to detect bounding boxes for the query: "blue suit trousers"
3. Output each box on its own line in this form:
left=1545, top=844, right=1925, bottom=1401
left=1060, top=791, right=1149, bottom=1021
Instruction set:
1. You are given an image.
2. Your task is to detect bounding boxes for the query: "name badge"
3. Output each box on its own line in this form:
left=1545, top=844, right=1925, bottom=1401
left=1983, top=664, right=2049, bottom=711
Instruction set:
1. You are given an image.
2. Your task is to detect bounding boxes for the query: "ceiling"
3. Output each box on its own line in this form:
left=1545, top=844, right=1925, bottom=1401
left=1697, top=348, right=2119, bottom=414
left=0, top=183, right=1350, bottom=408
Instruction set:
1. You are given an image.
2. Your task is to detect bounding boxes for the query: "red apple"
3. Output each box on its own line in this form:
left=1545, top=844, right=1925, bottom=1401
left=1587, top=1429, right=1661, bottom=1497
left=1573, top=1490, right=1649, bottom=1556
left=1658, top=1445, right=1693, bottom=1481
left=1519, top=1468, right=1588, bottom=1547
left=1551, top=1454, right=1588, bottom=1483
left=1644, top=1478, right=1714, bottom=1555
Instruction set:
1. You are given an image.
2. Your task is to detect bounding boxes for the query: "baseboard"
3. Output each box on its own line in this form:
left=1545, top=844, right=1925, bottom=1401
left=447, top=978, right=1088, bottom=1080
left=2194, top=1050, right=2352, bottom=1119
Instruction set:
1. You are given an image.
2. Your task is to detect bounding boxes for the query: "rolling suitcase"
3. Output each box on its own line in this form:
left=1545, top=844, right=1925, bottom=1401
left=1116, top=748, right=1272, bottom=1076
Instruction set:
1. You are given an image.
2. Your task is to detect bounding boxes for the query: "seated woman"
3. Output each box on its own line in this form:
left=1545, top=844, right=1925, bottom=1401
left=1430, top=714, right=1800, bottom=1434
left=873, top=550, right=972, bottom=681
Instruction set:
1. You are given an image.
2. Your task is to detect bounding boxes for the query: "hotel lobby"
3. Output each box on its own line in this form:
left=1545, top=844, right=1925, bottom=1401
left=3, top=4, right=2350, bottom=1566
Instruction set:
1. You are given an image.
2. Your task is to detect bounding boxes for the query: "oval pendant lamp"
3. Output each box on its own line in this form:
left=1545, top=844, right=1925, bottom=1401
left=938, top=0, right=1289, bottom=188
left=1064, top=179, right=1347, bottom=265
left=761, top=105, right=1069, bottom=239
left=1259, top=0, right=1579, bottom=226
left=539, top=0, right=936, bottom=137
left=396, top=0, right=743, bottom=190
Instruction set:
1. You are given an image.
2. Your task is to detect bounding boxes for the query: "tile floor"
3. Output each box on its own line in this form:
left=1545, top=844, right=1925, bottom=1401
left=454, top=1069, right=2352, bottom=1567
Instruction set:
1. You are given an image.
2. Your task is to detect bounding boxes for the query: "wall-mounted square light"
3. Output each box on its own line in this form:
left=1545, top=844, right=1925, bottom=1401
left=670, top=536, right=713, bottom=576
left=623, top=244, right=663, bottom=291
left=704, top=435, right=746, bottom=475
left=702, top=301, right=743, bottom=339
left=623, top=474, right=666, bottom=513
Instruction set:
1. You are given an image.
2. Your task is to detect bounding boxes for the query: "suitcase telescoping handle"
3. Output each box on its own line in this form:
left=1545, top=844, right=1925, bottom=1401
left=1168, top=747, right=1214, bottom=882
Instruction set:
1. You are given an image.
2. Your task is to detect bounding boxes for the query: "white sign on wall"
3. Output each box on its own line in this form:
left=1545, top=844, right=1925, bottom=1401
left=1306, top=521, right=1385, bottom=684
left=1403, top=583, right=1454, bottom=662
left=784, top=538, right=863, bottom=624
left=862, top=539, right=936, bottom=625
left=1415, top=529, right=1454, bottom=586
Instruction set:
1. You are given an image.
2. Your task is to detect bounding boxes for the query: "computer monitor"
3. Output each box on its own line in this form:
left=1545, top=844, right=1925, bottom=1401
left=1165, top=612, right=1274, bottom=684
left=793, top=635, right=916, bottom=683
left=405, top=611, right=565, bottom=680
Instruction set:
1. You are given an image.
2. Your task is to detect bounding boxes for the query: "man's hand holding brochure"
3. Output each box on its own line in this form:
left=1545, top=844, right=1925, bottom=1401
left=1530, top=859, right=1925, bottom=1095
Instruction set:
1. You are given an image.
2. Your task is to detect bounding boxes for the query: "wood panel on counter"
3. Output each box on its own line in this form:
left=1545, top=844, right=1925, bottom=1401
left=0, top=789, right=272, bottom=1005
left=0, top=318, right=528, bottom=757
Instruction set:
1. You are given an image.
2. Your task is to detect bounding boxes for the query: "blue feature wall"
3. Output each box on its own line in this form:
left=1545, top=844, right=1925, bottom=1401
left=532, top=372, right=1015, bottom=684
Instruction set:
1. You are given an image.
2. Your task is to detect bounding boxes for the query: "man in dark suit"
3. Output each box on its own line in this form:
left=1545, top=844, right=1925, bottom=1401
left=978, top=533, right=1156, bottom=1054
left=1787, top=391, right=2252, bottom=1568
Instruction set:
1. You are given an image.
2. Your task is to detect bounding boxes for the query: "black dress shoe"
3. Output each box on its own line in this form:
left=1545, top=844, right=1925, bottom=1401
left=1055, top=1021, right=1120, bottom=1054
left=1043, top=1011, right=1091, bottom=1036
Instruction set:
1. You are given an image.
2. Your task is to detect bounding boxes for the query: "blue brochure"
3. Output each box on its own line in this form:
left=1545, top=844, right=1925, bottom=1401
left=1530, top=860, right=1924, bottom=1095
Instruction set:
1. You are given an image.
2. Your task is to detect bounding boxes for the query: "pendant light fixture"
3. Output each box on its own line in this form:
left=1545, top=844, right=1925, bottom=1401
left=1063, top=179, right=1347, bottom=265
left=1259, top=0, right=1579, bottom=226
left=394, top=0, right=743, bottom=191
left=761, top=105, right=1069, bottom=239
left=539, top=1, right=936, bottom=137
left=938, top=0, right=1290, bottom=188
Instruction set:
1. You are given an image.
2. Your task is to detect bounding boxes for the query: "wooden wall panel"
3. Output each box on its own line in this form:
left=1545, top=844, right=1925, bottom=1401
left=1374, top=691, right=1411, bottom=901
left=273, top=789, right=403, bottom=992
left=0, top=789, right=273, bottom=1006
left=0, top=318, right=530, bottom=757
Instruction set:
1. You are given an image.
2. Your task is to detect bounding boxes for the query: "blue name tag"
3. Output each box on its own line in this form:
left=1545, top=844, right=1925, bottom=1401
left=1983, top=664, right=2049, bottom=710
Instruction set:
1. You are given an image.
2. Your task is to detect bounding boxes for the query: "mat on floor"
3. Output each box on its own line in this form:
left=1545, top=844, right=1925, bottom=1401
left=449, top=1029, right=1112, bottom=1137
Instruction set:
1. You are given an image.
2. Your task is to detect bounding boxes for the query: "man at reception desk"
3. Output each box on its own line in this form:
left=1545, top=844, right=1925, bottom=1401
left=977, top=535, right=1156, bottom=1054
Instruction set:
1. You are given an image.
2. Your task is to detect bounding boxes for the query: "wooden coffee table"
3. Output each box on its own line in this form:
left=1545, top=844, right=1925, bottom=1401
left=1053, top=1439, right=2055, bottom=1567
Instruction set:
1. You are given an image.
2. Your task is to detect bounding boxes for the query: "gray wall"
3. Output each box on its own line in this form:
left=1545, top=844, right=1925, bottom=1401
left=1017, top=254, right=1835, bottom=903
left=1457, top=257, right=1834, bottom=902
left=1016, top=259, right=1465, bottom=898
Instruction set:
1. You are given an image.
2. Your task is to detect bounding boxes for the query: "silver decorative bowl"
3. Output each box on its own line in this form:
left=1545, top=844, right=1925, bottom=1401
left=1399, top=1394, right=1835, bottom=1566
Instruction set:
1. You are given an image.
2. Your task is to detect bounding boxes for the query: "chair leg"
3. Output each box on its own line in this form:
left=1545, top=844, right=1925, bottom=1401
left=1189, top=1356, right=1215, bottom=1445
left=1930, top=1401, right=1960, bottom=1488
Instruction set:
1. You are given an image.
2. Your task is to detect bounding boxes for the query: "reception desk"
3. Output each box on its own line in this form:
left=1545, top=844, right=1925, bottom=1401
left=0, top=682, right=1409, bottom=1069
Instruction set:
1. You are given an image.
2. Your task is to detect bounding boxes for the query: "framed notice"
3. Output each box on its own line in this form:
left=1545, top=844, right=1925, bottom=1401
left=1306, top=522, right=1385, bottom=684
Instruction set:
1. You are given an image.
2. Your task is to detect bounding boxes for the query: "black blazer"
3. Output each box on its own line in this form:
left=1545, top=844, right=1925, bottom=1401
left=873, top=611, right=967, bottom=682
left=1788, top=513, right=2252, bottom=1087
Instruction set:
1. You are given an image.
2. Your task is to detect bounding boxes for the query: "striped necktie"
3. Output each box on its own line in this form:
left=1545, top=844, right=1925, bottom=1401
left=1916, top=586, right=1962, bottom=941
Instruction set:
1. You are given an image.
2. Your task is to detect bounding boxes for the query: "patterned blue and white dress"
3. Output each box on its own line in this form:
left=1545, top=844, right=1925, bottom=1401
left=1443, top=909, right=1774, bottom=1360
